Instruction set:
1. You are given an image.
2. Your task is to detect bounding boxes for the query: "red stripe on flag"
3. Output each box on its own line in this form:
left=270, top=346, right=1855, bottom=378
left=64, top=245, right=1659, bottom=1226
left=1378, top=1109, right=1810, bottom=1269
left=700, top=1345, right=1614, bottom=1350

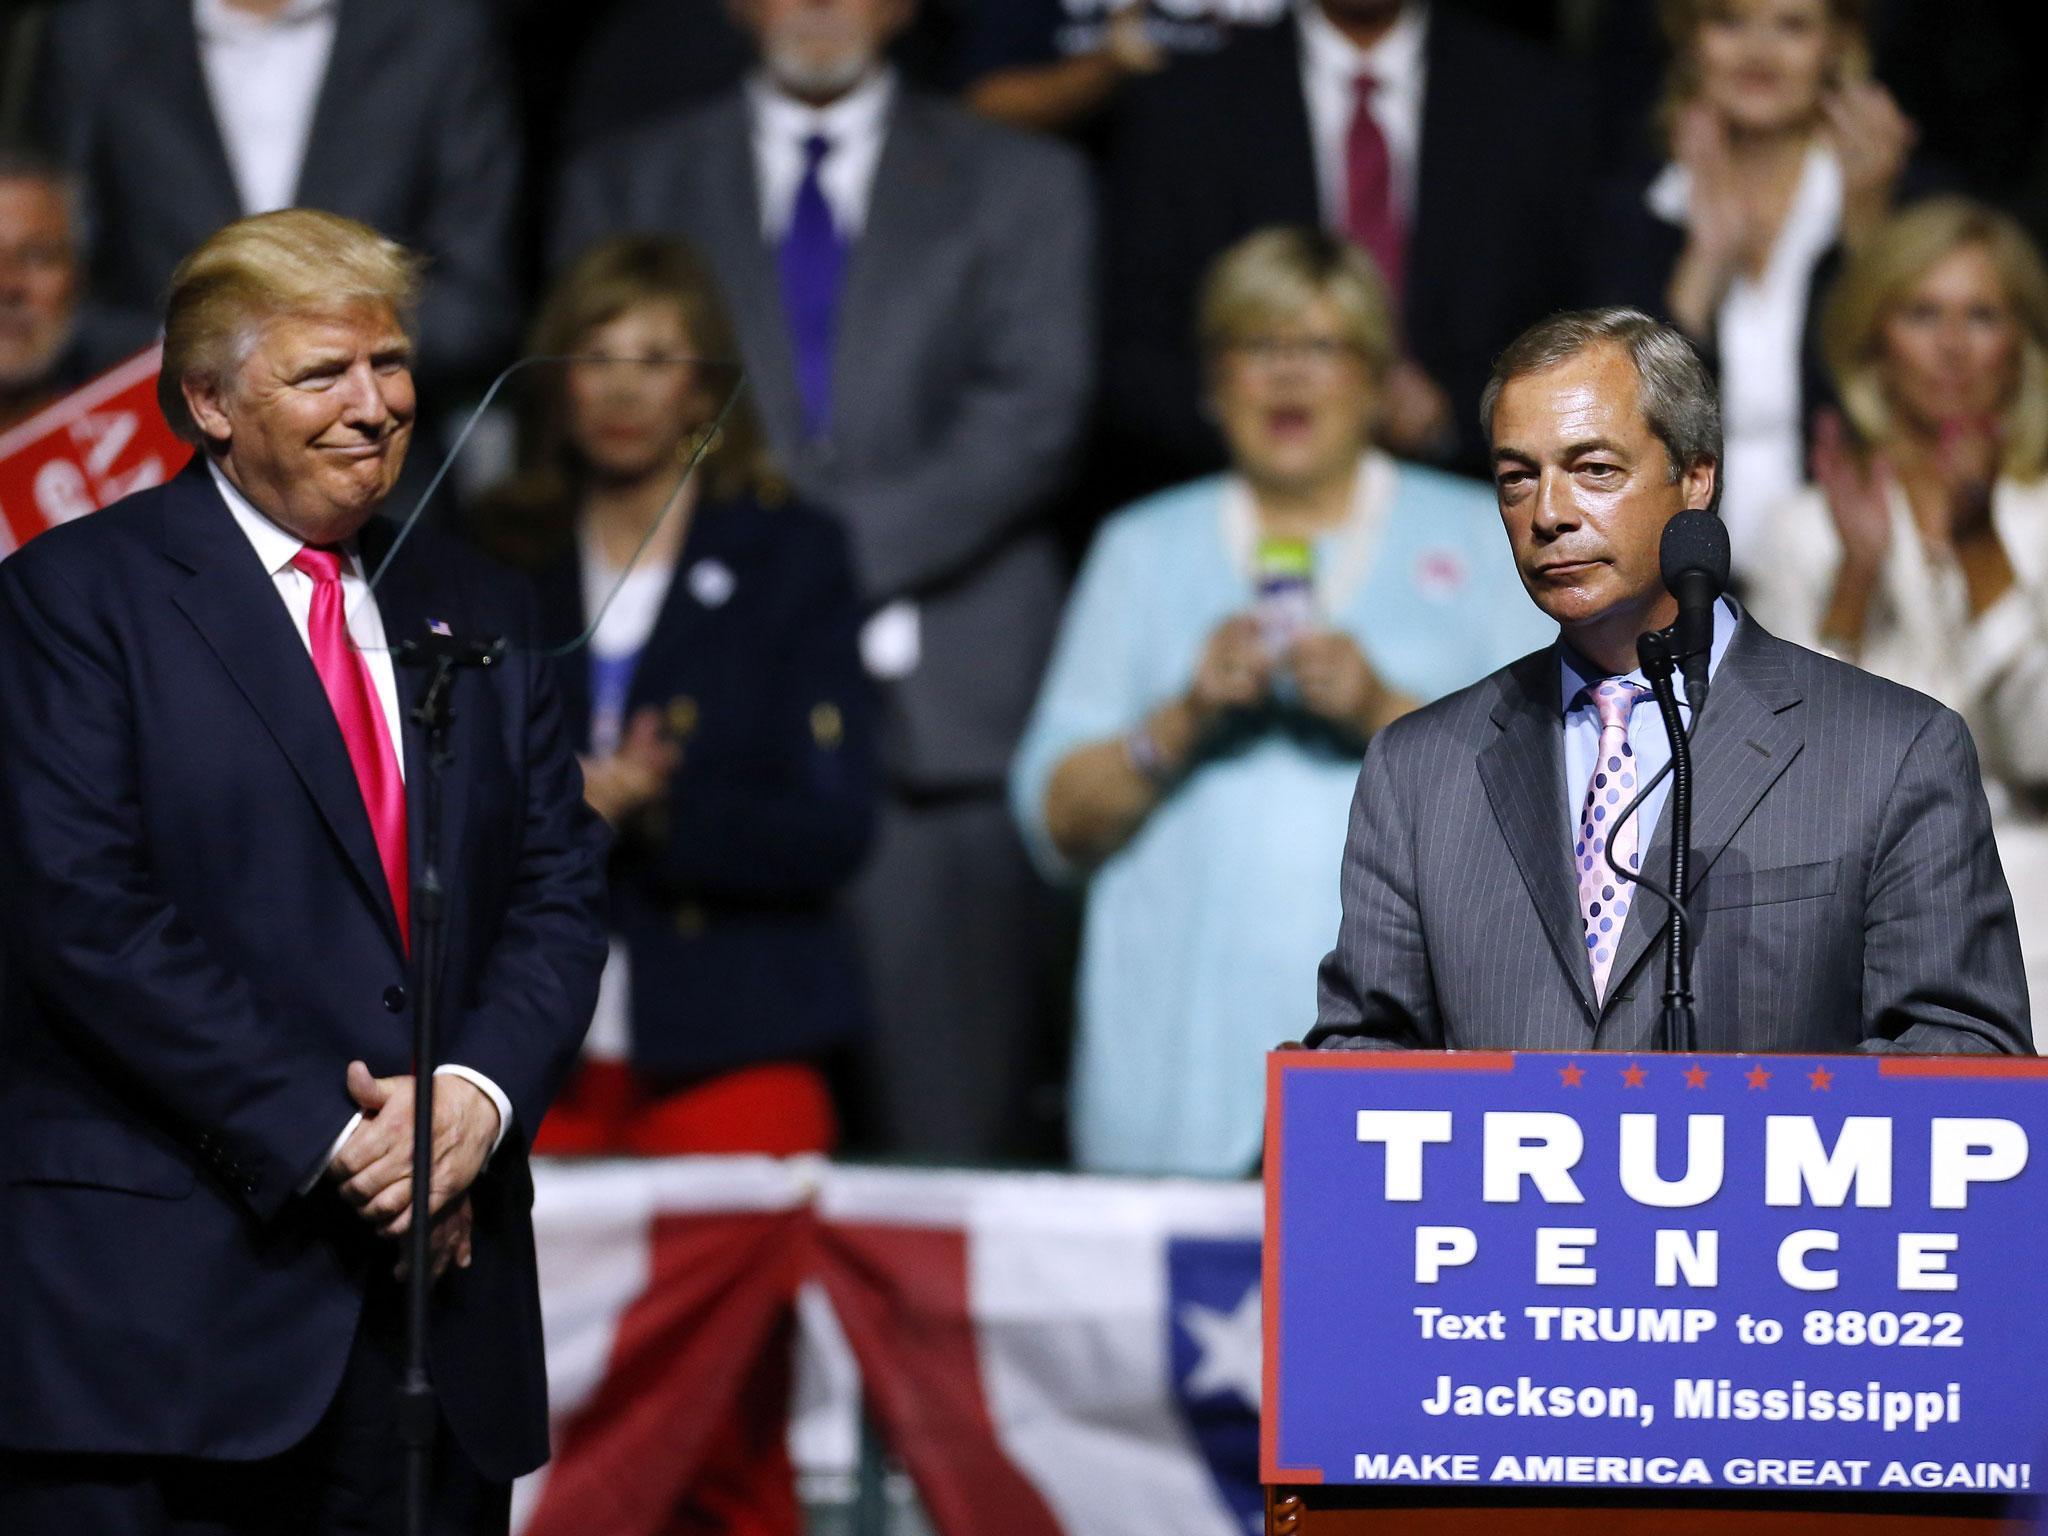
left=816, top=1222, right=1067, bottom=1536
left=523, top=1210, right=809, bottom=1536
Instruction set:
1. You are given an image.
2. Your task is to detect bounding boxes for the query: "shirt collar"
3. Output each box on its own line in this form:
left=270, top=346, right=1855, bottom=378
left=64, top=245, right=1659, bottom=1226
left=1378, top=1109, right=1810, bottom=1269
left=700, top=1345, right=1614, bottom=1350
left=207, top=457, right=356, bottom=578
left=1298, top=1, right=1427, bottom=88
left=1557, top=595, right=1740, bottom=718
left=747, top=66, right=896, bottom=150
left=193, top=0, right=339, bottom=40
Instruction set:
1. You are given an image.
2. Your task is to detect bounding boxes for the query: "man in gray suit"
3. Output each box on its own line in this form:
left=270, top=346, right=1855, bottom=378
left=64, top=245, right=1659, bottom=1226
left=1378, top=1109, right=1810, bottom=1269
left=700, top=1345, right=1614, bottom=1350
left=1312, top=308, right=2031, bottom=1056
left=553, top=0, right=1095, bottom=1155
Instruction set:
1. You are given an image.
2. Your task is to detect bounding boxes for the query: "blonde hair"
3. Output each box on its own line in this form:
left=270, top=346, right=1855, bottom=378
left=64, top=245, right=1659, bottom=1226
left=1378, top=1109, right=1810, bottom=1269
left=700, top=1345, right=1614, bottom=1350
left=1655, top=0, right=1870, bottom=149
left=1197, top=227, right=1397, bottom=379
left=158, top=209, right=424, bottom=442
left=1822, top=197, right=2048, bottom=481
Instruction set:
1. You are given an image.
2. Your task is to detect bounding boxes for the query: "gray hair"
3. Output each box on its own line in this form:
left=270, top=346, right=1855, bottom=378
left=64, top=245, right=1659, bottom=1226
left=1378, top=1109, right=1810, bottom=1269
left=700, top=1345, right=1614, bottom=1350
left=1479, top=308, right=1722, bottom=506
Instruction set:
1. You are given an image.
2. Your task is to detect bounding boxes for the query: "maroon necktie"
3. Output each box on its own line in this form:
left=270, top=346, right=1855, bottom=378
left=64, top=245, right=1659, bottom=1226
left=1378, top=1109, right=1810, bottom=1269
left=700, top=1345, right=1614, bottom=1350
left=1345, top=71, right=1405, bottom=300
left=292, top=547, right=410, bottom=947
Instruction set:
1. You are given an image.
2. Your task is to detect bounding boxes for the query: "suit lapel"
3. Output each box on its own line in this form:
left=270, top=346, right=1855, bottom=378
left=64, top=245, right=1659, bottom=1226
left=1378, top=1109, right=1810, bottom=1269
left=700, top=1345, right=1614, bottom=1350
left=1405, top=10, right=1472, bottom=348
left=359, top=516, right=474, bottom=961
left=1600, top=620, right=1807, bottom=1020
left=294, top=0, right=406, bottom=210
left=697, top=101, right=807, bottom=461
left=830, top=94, right=952, bottom=452
left=1478, top=651, right=1597, bottom=1020
left=157, top=0, right=245, bottom=219
left=1266, top=19, right=1324, bottom=226
left=163, top=466, right=403, bottom=954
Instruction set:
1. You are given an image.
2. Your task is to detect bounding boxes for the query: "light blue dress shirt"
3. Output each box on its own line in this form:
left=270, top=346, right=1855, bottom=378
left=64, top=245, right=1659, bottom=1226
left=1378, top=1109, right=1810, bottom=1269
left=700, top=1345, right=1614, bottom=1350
left=1011, top=464, right=1555, bottom=1177
left=1557, top=597, right=1740, bottom=914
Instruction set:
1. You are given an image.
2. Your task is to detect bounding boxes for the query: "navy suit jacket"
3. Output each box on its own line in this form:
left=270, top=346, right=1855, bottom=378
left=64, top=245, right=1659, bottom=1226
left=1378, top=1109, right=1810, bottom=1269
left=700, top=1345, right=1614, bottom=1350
left=0, top=461, right=607, bottom=1476
left=1102, top=7, right=1595, bottom=485
left=534, top=491, right=877, bottom=1076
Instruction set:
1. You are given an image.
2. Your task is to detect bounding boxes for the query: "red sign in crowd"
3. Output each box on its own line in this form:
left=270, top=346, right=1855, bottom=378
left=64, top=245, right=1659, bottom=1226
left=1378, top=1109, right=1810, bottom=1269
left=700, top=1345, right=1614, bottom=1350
left=0, top=347, right=191, bottom=557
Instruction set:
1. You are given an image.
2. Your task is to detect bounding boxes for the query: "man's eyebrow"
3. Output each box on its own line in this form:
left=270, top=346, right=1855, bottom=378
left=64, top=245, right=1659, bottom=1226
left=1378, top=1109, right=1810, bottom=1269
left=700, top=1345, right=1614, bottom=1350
left=1562, top=437, right=1631, bottom=459
left=1491, top=445, right=1537, bottom=467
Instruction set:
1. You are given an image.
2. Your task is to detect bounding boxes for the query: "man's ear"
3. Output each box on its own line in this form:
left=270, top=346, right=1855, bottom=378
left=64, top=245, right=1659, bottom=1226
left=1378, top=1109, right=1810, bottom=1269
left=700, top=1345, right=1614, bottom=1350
left=181, top=372, right=233, bottom=447
left=1681, top=454, right=1718, bottom=514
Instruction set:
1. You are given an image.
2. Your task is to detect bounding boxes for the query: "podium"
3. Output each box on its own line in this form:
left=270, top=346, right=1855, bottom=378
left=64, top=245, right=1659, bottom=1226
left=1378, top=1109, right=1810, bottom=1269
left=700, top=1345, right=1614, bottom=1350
left=1261, top=1050, right=2048, bottom=1535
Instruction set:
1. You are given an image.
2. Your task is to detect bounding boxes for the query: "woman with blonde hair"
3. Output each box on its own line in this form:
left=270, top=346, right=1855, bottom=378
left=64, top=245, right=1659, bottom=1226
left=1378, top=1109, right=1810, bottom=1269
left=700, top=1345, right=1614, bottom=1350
left=1746, top=197, right=2048, bottom=1034
left=1594, top=0, right=1932, bottom=574
left=1010, top=227, right=1548, bottom=1177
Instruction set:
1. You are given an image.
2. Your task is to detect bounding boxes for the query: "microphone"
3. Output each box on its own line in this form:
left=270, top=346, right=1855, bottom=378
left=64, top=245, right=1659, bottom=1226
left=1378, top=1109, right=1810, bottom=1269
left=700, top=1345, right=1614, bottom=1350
left=1660, top=509, right=1730, bottom=714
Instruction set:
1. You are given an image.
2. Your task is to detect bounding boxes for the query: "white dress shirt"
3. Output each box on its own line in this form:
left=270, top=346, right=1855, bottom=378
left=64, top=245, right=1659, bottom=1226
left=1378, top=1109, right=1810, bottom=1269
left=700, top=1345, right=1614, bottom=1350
left=207, top=462, right=512, bottom=1184
left=1648, top=145, right=1842, bottom=575
left=193, top=0, right=340, bottom=215
left=1297, top=1, right=1428, bottom=232
left=577, top=530, right=680, bottom=1064
left=747, top=67, right=897, bottom=242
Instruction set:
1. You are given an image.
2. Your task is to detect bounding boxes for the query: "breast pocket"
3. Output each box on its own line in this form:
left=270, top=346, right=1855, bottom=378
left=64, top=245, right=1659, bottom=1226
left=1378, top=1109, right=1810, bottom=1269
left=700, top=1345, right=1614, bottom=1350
left=1697, top=859, right=1839, bottom=911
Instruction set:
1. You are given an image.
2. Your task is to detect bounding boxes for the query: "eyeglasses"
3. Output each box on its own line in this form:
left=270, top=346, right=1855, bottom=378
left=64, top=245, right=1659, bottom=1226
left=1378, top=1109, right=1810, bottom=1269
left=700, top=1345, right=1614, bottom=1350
left=1221, top=335, right=1364, bottom=370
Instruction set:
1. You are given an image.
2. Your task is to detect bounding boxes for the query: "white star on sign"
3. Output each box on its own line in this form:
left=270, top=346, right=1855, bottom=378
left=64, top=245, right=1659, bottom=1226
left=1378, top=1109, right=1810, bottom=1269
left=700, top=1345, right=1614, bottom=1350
left=1178, top=1283, right=1262, bottom=1410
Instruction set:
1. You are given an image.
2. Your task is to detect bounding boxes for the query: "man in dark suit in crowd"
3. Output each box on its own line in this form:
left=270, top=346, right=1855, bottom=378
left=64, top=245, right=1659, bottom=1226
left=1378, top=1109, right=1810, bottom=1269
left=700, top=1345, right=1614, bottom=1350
left=0, top=210, right=607, bottom=1533
left=32, top=0, right=522, bottom=393
left=0, top=143, right=82, bottom=432
left=553, top=0, right=1094, bottom=1159
left=1103, top=0, right=1594, bottom=488
left=1312, top=308, right=2031, bottom=1055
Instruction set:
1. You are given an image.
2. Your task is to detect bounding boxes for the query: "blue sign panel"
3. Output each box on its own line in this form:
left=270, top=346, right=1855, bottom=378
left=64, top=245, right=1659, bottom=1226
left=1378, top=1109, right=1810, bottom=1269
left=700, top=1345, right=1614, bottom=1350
left=1262, top=1051, right=2048, bottom=1499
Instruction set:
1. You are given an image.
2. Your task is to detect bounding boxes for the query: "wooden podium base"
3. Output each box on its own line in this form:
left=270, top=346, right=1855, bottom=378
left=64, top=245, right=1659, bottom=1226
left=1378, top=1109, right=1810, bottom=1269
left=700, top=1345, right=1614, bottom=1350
left=1267, top=1488, right=2028, bottom=1534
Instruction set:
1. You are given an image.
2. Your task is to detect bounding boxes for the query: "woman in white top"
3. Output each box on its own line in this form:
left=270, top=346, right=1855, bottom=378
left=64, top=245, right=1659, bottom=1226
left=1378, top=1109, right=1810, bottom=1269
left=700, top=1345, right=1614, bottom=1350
left=1594, top=0, right=1919, bottom=577
left=1747, top=197, right=2048, bottom=1035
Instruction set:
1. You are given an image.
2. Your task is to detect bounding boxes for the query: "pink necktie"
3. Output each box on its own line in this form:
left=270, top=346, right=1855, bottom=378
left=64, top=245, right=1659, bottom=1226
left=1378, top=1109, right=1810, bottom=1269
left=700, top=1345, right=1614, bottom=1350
left=292, top=547, right=409, bottom=947
left=1345, top=72, right=1405, bottom=300
left=1576, top=679, right=1648, bottom=1002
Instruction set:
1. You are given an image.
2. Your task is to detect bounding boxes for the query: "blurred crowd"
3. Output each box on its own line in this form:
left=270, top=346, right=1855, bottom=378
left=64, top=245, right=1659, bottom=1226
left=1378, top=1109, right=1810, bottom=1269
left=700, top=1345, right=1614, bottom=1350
left=7, top=0, right=2048, bottom=1179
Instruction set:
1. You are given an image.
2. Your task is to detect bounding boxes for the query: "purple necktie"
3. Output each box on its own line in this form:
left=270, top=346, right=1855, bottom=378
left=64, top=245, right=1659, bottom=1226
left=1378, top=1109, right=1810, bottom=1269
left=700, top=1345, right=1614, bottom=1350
left=780, top=133, right=847, bottom=441
left=1576, top=678, right=1649, bottom=1002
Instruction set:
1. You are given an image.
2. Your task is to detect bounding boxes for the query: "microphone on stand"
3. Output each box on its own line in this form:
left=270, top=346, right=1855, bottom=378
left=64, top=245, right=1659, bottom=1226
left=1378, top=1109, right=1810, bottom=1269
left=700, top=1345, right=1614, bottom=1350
left=1660, top=510, right=1730, bottom=715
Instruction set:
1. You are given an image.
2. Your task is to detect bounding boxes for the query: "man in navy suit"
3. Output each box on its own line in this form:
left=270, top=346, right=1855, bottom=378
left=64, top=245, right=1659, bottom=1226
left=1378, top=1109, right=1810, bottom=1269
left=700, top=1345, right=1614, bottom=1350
left=0, top=210, right=607, bottom=1533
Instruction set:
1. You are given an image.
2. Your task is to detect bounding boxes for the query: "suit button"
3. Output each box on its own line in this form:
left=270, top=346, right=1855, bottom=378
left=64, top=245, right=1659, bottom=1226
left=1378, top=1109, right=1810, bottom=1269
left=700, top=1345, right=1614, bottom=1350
left=383, top=985, right=407, bottom=1013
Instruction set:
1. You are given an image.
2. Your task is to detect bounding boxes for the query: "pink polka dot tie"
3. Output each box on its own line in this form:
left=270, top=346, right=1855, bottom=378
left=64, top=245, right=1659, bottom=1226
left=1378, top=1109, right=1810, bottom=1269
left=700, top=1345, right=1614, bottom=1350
left=1577, top=678, right=1648, bottom=1002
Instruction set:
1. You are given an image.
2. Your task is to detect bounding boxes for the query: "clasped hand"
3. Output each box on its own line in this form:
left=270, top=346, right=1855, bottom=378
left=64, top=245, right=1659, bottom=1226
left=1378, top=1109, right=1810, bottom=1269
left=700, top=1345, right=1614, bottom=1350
left=327, top=1060, right=500, bottom=1279
left=1190, top=615, right=1386, bottom=738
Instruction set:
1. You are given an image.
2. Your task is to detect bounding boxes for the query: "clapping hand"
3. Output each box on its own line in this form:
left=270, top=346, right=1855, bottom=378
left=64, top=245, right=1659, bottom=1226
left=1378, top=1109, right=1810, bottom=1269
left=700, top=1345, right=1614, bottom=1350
left=1378, top=359, right=1454, bottom=459
left=1823, top=80, right=1915, bottom=245
left=1674, top=103, right=1761, bottom=282
left=578, top=706, right=679, bottom=826
left=1933, top=417, right=2001, bottom=548
left=1811, top=409, right=1892, bottom=572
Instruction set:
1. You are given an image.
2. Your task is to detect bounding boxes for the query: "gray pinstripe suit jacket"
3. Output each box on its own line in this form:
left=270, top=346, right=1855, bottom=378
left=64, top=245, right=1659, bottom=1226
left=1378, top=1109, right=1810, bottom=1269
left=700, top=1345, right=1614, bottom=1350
left=1310, top=615, right=2033, bottom=1055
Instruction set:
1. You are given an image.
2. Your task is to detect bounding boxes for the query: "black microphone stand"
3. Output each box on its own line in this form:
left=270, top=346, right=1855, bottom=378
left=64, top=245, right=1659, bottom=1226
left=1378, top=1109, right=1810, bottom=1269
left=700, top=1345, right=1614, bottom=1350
left=393, top=628, right=506, bottom=1536
left=1636, top=629, right=1696, bottom=1054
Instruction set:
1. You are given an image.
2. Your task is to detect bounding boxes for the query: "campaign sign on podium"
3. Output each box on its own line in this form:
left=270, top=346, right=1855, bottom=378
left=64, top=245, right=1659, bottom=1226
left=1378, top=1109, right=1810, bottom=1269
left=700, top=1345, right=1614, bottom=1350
left=1262, top=1051, right=2048, bottom=1506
